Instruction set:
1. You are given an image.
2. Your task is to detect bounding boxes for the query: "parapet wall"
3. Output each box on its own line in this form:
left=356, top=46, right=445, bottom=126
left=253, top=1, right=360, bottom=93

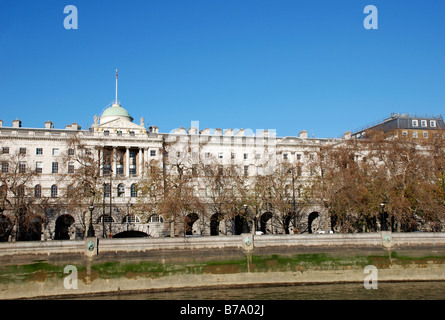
left=1, top=232, right=445, bottom=260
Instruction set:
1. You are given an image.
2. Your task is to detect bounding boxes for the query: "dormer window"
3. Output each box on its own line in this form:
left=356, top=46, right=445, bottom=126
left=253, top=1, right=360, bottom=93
left=421, top=120, right=427, bottom=127
left=412, top=120, right=419, bottom=127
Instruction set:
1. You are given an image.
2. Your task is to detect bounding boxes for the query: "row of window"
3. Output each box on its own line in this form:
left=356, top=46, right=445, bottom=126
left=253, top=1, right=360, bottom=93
left=401, top=131, right=442, bottom=138
left=183, top=151, right=311, bottom=161
left=1, top=147, right=158, bottom=157
left=412, top=119, right=437, bottom=128
left=28, top=184, right=139, bottom=198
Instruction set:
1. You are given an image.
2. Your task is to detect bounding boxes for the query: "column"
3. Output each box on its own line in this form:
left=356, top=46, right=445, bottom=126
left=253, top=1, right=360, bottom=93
left=98, top=149, right=103, bottom=177
left=111, top=147, right=116, bottom=177
left=125, top=147, right=130, bottom=178
left=138, top=147, right=143, bottom=176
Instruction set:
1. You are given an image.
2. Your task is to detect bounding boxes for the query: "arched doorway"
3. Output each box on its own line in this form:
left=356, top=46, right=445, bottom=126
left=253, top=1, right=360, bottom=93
left=17, top=213, right=42, bottom=241
left=185, top=213, right=199, bottom=235
left=308, top=212, right=320, bottom=234
left=54, top=214, right=75, bottom=240
left=234, top=214, right=250, bottom=235
left=0, top=215, right=12, bottom=242
left=210, top=213, right=222, bottom=236
left=260, top=212, right=273, bottom=234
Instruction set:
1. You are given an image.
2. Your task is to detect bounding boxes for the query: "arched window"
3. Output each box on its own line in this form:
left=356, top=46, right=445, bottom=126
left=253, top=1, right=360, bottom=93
left=51, top=185, right=58, bottom=198
left=149, top=214, right=163, bottom=223
left=117, top=183, right=125, bottom=197
left=34, top=185, right=42, bottom=198
left=130, top=184, right=137, bottom=197
left=17, top=185, right=25, bottom=197
left=122, top=215, right=140, bottom=224
left=96, top=215, right=115, bottom=223
left=67, top=185, right=74, bottom=198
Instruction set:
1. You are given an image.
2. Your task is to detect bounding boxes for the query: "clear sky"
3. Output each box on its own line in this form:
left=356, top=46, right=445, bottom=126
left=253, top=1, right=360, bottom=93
left=1, top=0, right=444, bottom=138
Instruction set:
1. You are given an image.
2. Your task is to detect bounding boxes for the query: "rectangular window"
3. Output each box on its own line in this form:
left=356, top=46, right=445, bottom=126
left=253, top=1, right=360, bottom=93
left=412, top=120, right=419, bottom=127
left=19, top=161, right=26, bottom=173
left=35, top=161, right=42, bottom=174
left=2, top=147, right=9, bottom=154
left=68, top=148, right=75, bottom=156
left=231, top=153, right=235, bottom=160
left=297, top=154, right=301, bottom=161
left=430, top=120, right=437, bottom=127
left=68, top=163, right=75, bottom=174
left=52, top=148, right=59, bottom=156
left=19, top=148, right=26, bottom=155
left=36, top=148, right=43, bottom=155
left=421, top=120, right=427, bottom=127
left=283, top=153, right=288, bottom=160
left=129, top=152, right=136, bottom=175
left=244, top=165, right=249, bottom=176
left=243, top=153, right=248, bottom=160
left=413, top=131, right=418, bottom=138
left=150, top=150, right=156, bottom=157
left=423, top=132, right=428, bottom=138
left=52, top=162, right=59, bottom=174
left=104, top=130, right=110, bottom=136
left=218, top=152, right=223, bottom=159
left=1, top=162, right=8, bottom=173
left=129, top=131, right=135, bottom=137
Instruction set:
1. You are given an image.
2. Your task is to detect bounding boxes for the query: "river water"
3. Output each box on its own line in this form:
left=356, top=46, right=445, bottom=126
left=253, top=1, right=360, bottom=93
left=87, top=281, right=445, bottom=300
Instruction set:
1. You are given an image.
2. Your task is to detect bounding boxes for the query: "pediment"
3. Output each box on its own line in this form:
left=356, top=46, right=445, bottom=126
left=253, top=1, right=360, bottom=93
left=98, top=118, right=145, bottom=130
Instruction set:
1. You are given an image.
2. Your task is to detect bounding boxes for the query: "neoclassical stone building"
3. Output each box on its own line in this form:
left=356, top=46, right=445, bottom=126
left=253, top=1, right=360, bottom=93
left=0, top=95, right=339, bottom=241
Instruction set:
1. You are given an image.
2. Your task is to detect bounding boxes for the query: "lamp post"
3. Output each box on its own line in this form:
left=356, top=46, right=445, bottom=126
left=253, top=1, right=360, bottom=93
left=380, top=203, right=386, bottom=231
left=87, top=204, right=95, bottom=237
left=106, top=164, right=113, bottom=238
left=291, top=167, right=297, bottom=231
left=440, top=167, right=445, bottom=203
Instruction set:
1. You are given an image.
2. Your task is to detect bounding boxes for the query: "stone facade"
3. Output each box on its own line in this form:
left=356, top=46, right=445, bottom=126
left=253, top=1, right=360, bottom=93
left=0, top=100, right=336, bottom=241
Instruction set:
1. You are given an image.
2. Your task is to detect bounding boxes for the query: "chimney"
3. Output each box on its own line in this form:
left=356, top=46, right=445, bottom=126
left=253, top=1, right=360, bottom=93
left=12, top=119, right=22, bottom=128
left=299, top=130, right=308, bottom=139
left=45, top=121, right=54, bottom=129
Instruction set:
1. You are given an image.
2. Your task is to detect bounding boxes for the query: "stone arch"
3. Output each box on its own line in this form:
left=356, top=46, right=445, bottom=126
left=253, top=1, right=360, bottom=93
left=54, top=214, right=75, bottom=240
left=185, top=213, right=199, bottom=235
left=0, top=215, right=13, bottom=242
left=113, top=230, right=149, bottom=238
left=260, top=212, right=273, bottom=234
left=308, top=211, right=320, bottom=234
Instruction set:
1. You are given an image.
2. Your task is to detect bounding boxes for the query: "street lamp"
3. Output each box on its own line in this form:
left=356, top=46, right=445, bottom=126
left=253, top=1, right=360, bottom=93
left=439, top=167, right=445, bottom=203
left=380, top=203, right=386, bottom=231
left=87, top=204, right=95, bottom=237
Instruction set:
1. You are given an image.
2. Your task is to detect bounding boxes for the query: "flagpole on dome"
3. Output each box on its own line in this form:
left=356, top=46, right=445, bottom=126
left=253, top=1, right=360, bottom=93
left=115, top=69, right=118, bottom=105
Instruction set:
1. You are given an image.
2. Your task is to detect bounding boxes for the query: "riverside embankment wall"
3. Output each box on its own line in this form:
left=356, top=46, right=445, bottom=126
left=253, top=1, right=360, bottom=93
left=1, top=232, right=445, bottom=299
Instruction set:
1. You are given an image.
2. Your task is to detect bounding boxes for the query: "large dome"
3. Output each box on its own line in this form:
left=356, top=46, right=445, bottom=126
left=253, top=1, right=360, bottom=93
left=100, top=102, right=133, bottom=123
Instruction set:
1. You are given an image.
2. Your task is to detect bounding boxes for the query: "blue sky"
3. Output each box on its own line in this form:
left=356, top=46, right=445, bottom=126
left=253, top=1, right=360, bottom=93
left=0, top=0, right=444, bottom=138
